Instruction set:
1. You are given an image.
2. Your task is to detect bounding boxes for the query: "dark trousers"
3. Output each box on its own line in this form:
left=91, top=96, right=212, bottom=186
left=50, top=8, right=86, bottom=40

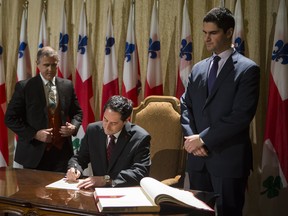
left=34, top=144, right=72, bottom=173
left=188, top=167, right=248, bottom=216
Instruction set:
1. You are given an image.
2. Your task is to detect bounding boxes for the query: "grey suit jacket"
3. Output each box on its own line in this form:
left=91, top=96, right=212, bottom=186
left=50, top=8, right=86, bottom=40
left=68, top=121, right=151, bottom=187
left=5, top=75, right=83, bottom=168
left=181, top=50, right=260, bottom=178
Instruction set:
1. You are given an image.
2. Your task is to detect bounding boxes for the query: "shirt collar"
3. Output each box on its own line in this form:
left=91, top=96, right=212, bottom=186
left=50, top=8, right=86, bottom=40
left=40, top=73, right=56, bottom=86
left=109, top=130, right=121, bottom=140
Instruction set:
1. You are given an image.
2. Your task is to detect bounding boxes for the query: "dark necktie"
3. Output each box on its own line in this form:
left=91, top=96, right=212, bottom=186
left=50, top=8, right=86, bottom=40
left=47, top=81, right=57, bottom=112
left=208, top=55, right=221, bottom=94
left=107, top=135, right=116, bottom=162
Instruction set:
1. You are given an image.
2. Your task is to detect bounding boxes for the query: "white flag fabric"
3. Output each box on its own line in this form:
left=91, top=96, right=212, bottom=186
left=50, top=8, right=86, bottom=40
left=15, top=7, right=32, bottom=168
left=101, top=6, right=119, bottom=117
left=36, top=8, right=48, bottom=74
left=144, top=0, right=163, bottom=97
left=260, top=0, right=288, bottom=215
left=17, top=8, right=32, bottom=81
left=176, top=0, right=192, bottom=99
left=122, top=3, right=141, bottom=107
left=58, top=2, right=72, bottom=80
left=232, top=0, right=245, bottom=55
left=0, top=44, right=8, bottom=167
left=75, top=1, right=94, bottom=149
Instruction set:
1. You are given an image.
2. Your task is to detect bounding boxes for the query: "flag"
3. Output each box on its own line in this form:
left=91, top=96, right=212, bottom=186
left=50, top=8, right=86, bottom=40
left=58, top=2, right=72, bottom=80
left=17, top=7, right=32, bottom=81
left=36, top=7, right=48, bottom=74
left=74, top=1, right=95, bottom=151
left=101, top=5, right=119, bottom=117
left=122, top=2, right=141, bottom=107
left=14, top=6, right=33, bottom=168
left=145, top=0, right=163, bottom=97
left=260, top=0, right=288, bottom=215
left=176, top=0, right=192, bottom=99
left=232, top=0, right=245, bottom=55
left=0, top=44, right=8, bottom=167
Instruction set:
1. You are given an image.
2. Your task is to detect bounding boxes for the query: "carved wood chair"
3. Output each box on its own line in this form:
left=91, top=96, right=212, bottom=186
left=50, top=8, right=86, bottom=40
left=131, top=96, right=186, bottom=187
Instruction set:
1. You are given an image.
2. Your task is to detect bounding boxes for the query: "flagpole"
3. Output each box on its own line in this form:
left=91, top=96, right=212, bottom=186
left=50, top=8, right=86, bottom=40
left=220, top=0, right=225, bottom=7
left=43, top=0, right=47, bottom=11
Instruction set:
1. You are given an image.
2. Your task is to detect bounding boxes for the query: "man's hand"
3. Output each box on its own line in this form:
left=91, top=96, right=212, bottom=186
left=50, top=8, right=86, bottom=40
left=59, top=122, right=76, bottom=137
left=184, top=135, right=208, bottom=157
left=34, top=128, right=53, bottom=143
left=77, top=176, right=107, bottom=189
left=66, top=167, right=81, bottom=182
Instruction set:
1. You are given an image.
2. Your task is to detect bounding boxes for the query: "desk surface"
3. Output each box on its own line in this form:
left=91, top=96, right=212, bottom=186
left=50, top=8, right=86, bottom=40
left=0, top=167, right=215, bottom=215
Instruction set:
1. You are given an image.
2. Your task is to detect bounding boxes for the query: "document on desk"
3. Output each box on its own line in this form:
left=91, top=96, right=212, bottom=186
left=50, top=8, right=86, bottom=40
left=45, top=178, right=82, bottom=190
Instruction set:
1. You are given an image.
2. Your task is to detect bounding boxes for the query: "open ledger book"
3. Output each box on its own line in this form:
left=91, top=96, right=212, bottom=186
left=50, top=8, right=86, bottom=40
left=95, top=177, right=214, bottom=213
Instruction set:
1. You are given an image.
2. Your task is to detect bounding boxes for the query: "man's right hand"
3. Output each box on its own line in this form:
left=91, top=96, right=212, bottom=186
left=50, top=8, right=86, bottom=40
left=66, top=167, right=81, bottom=182
left=34, top=128, right=53, bottom=143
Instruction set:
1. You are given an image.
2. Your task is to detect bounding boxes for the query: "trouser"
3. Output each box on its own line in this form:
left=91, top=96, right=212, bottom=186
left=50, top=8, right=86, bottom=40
left=188, top=167, right=248, bottom=216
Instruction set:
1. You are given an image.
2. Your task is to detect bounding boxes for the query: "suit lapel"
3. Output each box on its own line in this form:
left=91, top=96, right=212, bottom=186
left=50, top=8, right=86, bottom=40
left=205, top=51, right=237, bottom=105
left=55, top=78, right=65, bottom=110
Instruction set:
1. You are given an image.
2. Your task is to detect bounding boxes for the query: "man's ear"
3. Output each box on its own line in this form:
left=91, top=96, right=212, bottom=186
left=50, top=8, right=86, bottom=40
left=227, top=27, right=234, bottom=38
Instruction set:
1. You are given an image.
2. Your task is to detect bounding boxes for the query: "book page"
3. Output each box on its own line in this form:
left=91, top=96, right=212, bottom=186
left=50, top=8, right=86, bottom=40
left=140, top=177, right=213, bottom=211
left=95, top=187, right=156, bottom=208
left=95, top=187, right=161, bottom=213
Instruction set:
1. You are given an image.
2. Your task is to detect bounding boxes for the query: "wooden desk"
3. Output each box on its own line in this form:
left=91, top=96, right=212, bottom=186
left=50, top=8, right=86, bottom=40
left=0, top=167, right=216, bottom=215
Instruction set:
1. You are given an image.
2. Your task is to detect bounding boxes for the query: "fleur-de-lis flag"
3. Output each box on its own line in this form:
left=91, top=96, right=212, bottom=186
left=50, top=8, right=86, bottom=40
left=122, top=2, right=141, bottom=107
left=260, top=0, right=288, bottom=215
left=176, top=0, right=192, bottom=99
left=74, top=1, right=95, bottom=153
left=58, top=2, right=72, bottom=80
left=145, top=0, right=163, bottom=97
left=101, top=4, right=119, bottom=118
left=0, top=44, right=8, bottom=167
left=17, top=7, right=32, bottom=81
left=232, top=0, right=245, bottom=55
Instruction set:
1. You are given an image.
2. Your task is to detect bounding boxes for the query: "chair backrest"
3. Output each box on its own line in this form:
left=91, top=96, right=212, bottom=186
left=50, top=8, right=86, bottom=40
left=131, top=96, right=186, bottom=183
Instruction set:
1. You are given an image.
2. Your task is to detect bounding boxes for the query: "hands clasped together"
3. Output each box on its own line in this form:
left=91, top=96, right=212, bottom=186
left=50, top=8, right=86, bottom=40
left=184, top=135, right=209, bottom=157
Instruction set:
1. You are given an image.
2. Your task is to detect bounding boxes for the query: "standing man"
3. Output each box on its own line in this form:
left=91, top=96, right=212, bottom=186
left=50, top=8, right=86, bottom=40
left=5, top=46, right=83, bottom=172
left=66, top=95, right=151, bottom=188
left=180, top=7, right=260, bottom=216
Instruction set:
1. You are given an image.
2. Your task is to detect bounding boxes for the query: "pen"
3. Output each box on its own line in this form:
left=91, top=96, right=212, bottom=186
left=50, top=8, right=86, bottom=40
left=74, top=163, right=78, bottom=175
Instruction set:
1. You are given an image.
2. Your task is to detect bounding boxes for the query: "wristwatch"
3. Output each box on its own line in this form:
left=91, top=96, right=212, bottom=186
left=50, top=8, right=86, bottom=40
left=104, top=175, right=111, bottom=186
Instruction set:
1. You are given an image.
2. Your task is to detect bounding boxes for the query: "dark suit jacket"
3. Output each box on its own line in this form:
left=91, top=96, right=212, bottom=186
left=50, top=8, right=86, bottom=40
left=181, top=50, right=260, bottom=178
left=68, top=121, right=151, bottom=187
left=5, top=75, right=83, bottom=168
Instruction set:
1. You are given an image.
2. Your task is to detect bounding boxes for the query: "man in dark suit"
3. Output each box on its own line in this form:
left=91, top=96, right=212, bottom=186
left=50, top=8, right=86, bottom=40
left=180, top=7, right=260, bottom=216
left=5, top=46, right=83, bottom=172
left=66, top=95, right=151, bottom=188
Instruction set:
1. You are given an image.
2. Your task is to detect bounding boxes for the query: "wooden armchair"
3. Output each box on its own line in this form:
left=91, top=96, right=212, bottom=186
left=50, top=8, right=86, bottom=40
left=131, top=96, right=186, bottom=187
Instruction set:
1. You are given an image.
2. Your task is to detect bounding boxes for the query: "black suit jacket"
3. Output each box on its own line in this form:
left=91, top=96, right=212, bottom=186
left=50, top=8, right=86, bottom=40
left=5, top=75, right=83, bottom=168
left=181, top=51, right=260, bottom=178
left=68, top=121, right=151, bottom=187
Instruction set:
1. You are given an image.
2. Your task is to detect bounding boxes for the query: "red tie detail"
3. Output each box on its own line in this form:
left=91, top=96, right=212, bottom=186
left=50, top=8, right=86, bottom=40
left=107, top=135, right=116, bottom=162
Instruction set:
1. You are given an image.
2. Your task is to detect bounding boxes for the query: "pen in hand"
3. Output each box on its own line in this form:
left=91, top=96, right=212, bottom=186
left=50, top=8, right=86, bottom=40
left=74, top=163, right=78, bottom=175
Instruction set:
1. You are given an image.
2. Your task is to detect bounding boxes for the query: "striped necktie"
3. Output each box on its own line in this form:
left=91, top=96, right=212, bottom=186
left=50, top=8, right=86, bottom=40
left=47, top=81, right=57, bottom=111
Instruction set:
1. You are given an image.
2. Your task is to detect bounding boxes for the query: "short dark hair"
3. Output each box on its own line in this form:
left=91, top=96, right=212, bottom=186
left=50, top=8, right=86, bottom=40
left=203, top=7, right=235, bottom=33
left=104, top=95, right=133, bottom=121
left=36, top=46, right=59, bottom=64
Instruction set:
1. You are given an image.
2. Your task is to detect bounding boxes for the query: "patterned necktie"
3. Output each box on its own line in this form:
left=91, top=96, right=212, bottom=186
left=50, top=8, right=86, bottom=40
left=107, top=135, right=116, bottom=163
left=47, top=81, right=57, bottom=111
left=208, top=55, right=221, bottom=94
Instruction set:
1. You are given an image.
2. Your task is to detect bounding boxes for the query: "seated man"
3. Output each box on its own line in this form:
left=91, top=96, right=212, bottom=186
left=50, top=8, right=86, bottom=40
left=66, top=95, right=151, bottom=188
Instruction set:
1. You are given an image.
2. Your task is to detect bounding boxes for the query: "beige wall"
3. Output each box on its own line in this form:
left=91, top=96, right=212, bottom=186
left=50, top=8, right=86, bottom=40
left=1, top=0, right=286, bottom=215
